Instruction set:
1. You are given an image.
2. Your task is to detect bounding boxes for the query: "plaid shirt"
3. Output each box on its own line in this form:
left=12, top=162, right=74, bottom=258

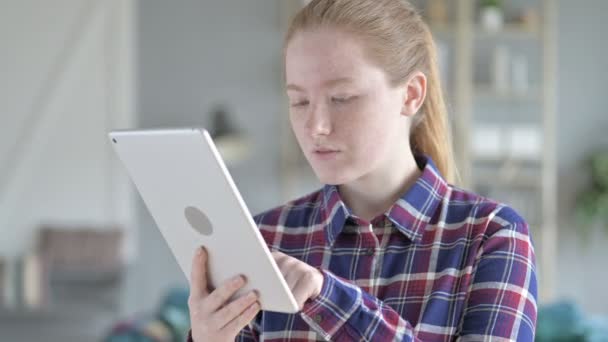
left=188, top=155, right=537, bottom=341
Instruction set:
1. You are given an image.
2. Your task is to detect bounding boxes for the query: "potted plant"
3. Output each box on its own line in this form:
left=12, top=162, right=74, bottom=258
left=479, top=0, right=504, bottom=32
left=576, top=150, right=608, bottom=235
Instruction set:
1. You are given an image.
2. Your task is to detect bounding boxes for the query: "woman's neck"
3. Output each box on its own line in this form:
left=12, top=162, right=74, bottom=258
left=337, top=149, right=421, bottom=223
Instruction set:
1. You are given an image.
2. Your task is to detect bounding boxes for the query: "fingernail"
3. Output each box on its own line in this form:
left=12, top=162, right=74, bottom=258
left=234, top=275, right=245, bottom=285
left=197, top=247, right=203, bottom=256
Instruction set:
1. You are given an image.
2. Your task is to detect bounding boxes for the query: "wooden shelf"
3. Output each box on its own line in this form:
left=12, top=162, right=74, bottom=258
left=430, top=23, right=539, bottom=41
left=0, top=306, right=102, bottom=320
left=473, top=170, right=542, bottom=188
left=474, top=24, right=540, bottom=40
left=474, top=85, right=541, bottom=102
left=472, top=156, right=542, bottom=166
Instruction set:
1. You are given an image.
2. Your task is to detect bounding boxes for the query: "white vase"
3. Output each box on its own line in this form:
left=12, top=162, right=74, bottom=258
left=480, top=7, right=504, bottom=32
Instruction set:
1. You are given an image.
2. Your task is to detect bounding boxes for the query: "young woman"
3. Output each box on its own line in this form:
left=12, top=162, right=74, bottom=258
left=187, top=0, right=537, bottom=341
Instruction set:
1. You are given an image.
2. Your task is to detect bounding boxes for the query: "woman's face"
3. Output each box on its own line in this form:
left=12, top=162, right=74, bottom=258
left=285, top=28, right=410, bottom=185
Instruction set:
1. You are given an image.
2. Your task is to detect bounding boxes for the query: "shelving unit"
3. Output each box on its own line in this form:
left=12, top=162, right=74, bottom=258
left=417, top=0, right=558, bottom=302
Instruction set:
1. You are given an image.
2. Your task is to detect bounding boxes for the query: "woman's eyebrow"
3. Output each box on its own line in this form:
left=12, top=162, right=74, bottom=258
left=323, top=77, right=355, bottom=88
left=286, top=84, right=305, bottom=92
left=286, top=77, right=356, bottom=92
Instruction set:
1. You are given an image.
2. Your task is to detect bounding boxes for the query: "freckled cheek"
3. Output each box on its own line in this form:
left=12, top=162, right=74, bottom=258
left=347, top=109, right=396, bottom=161
left=336, top=110, right=382, bottom=153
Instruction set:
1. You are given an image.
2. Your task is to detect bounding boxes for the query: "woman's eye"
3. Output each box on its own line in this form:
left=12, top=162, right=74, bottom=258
left=331, top=96, right=355, bottom=104
left=291, top=100, right=309, bottom=107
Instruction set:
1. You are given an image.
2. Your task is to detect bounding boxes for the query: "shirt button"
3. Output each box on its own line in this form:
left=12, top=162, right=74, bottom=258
left=365, top=247, right=375, bottom=256
left=314, top=314, right=323, bottom=323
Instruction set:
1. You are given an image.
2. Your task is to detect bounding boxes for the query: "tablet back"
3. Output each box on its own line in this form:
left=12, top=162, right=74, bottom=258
left=109, top=128, right=298, bottom=313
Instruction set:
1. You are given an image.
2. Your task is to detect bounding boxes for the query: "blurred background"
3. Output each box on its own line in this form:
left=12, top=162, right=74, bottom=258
left=0, top=0, right=606, bottom=340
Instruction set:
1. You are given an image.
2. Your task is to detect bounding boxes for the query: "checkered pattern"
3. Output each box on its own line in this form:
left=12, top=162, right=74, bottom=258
left=188, top=155, right=537, bottom=341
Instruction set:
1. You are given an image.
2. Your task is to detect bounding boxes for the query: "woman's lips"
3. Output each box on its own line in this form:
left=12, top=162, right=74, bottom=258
left=313, top=150, right=340, bottom=160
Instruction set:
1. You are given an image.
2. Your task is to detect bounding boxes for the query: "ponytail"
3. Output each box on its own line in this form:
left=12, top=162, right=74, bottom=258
left=410, top=28, right=456, bottom=184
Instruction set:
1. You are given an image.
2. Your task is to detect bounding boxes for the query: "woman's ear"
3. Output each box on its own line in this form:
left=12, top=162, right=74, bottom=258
left=400, top=71, right=427, bottom=117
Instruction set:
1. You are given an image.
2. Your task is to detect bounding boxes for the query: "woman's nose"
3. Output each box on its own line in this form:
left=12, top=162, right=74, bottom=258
left=306, top=104, right=332, bottom=136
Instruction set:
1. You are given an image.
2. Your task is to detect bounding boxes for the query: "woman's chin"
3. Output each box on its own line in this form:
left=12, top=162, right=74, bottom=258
left=312, top=168, right=351, bottom=185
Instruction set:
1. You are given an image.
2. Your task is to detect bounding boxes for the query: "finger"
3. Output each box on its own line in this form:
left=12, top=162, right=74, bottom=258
left=272, top=251, right=293, bottom=277
left=205, top=274, right=247, bottom=313
left=291, top=273, right=312, bottom=308
left=214, top=290, right=259, bottom=329
left=189, top=246, right=209, bottom=301
left=271, top=251, right=287, bottom=264
left=281, top=265, right=299, bottom=290
left=221, top=300, right=261, bottom=336
left=273, top=253, right=296, bottom=284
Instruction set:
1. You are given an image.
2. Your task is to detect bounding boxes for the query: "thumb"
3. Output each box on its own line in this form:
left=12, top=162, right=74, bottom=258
left=190, top=246, right=210, bottom=300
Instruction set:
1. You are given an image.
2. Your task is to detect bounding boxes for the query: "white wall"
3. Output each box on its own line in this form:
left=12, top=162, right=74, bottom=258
left=126, top=0, right=287, bottom=314
left=0, top=0, right=136, bottom=306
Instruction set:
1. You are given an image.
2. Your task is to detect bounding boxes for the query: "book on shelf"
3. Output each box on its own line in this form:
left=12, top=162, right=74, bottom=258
left=6, top=225, right=125, bottom=312
left=36, top=225, right=124, bottom=280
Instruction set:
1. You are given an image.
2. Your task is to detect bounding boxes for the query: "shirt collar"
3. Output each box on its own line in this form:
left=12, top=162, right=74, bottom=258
left=320, top=154, right=449, bottom=246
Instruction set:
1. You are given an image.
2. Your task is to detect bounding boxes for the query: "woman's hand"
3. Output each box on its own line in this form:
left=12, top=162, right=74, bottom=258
left=271, top=251, right=324, bottom=309
left=188, top=246, right=261, bottom=342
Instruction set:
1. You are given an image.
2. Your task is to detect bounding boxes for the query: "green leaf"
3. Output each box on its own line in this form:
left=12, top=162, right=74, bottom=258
left=479, top=0, right=502, bottom=8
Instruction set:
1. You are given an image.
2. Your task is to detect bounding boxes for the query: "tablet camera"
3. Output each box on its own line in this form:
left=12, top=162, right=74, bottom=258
left=184, top=206, right=214, bottom=236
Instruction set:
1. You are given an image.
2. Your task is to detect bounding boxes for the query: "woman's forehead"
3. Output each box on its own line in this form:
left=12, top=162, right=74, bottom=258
left=284, top=27, right=390, bottom=88
left=285, top=32, right=383, bottom=89
left=286, top=77, right=357, bottom=93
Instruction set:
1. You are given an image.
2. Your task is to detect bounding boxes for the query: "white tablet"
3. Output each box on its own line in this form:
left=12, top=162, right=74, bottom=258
left=109, top=128, right=299, bottom=313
